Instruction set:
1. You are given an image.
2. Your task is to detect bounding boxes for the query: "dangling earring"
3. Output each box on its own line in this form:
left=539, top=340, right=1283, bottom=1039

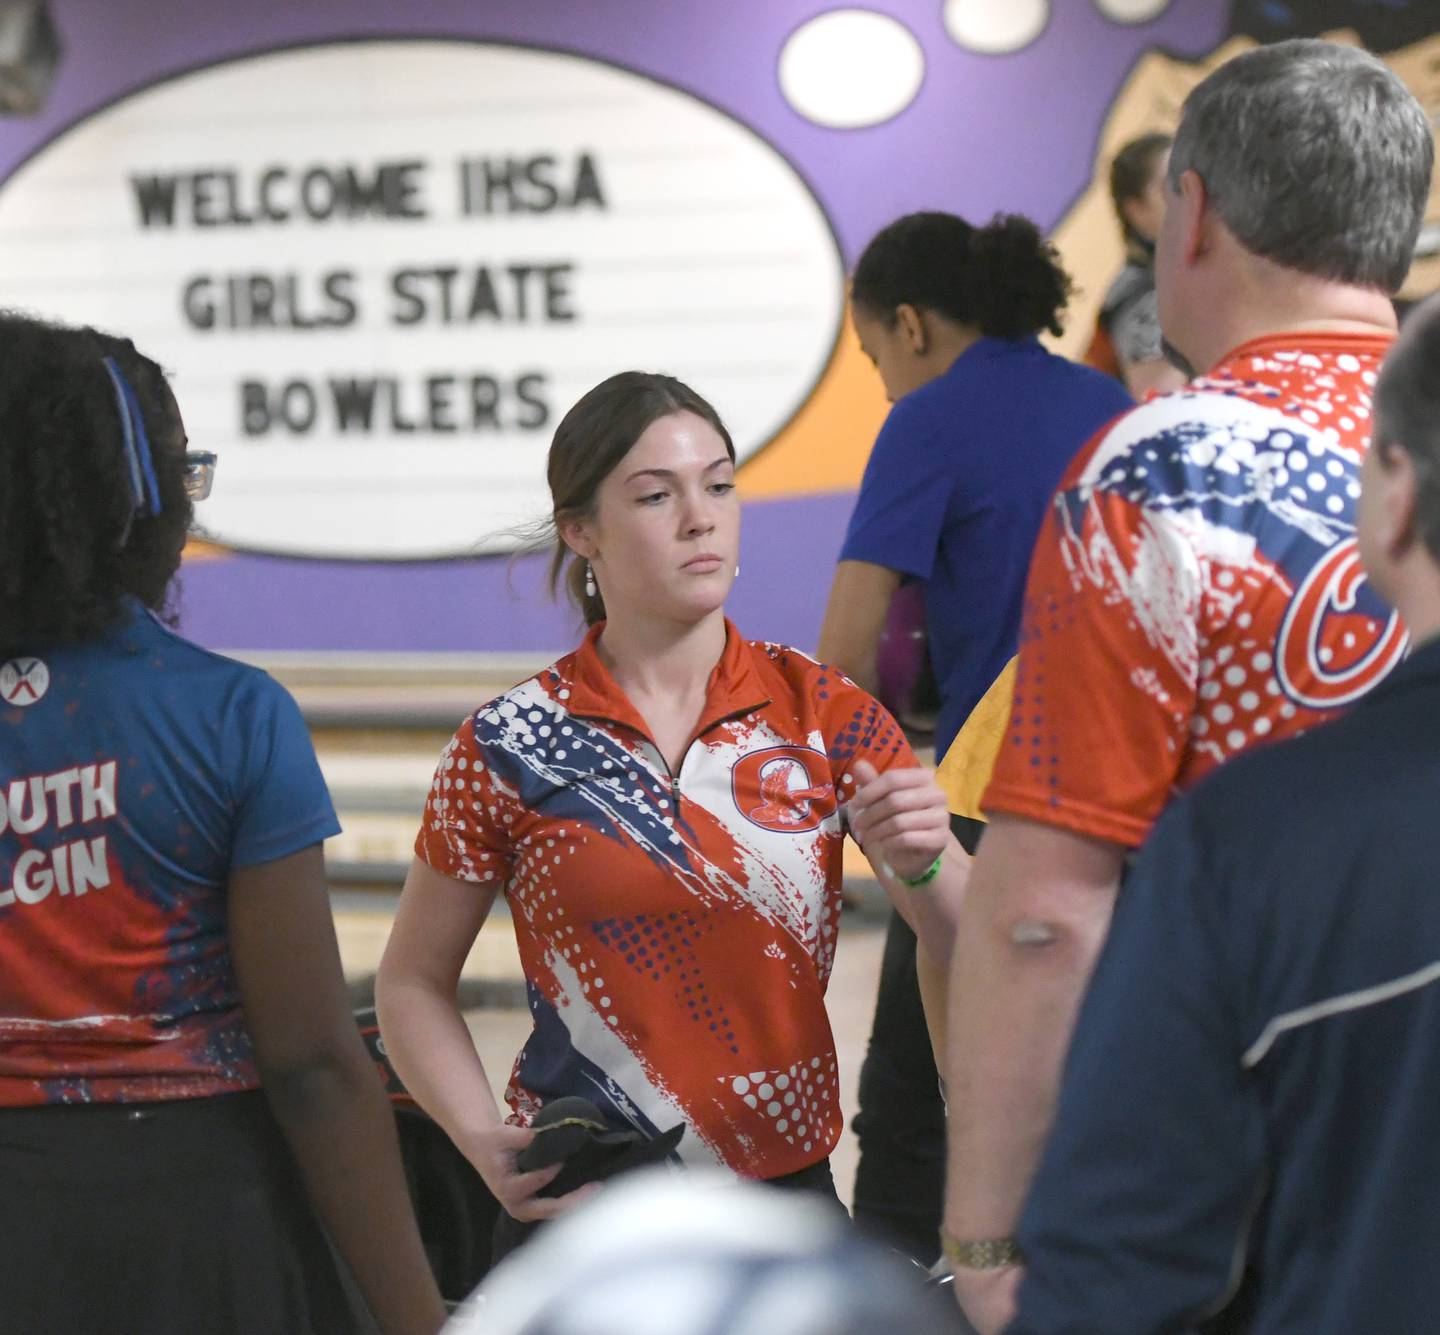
left=734, top=563, right=741, bottom=578
left=584, top=562, right=597, bottom=598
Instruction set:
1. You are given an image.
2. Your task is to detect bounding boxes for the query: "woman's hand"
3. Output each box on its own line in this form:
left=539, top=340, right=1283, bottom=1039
left=847, top=758, right=949, bottom=882
left=464, top=1121, right=597, bottom=1223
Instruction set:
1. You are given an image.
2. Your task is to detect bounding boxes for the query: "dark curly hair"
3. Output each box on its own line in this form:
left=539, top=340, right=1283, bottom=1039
left=851, top=211, right=1073, bottom=340
left=0, top=311, right=192, bottom=658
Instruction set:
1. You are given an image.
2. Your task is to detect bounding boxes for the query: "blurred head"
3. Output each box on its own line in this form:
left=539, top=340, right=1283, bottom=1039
left=0, top=311, right=192, bottom=659
left=1109, top=131, right=1172, bottom=249
left=452, top=1171, right=958, bottom=1335
left=1359, top=293, right=1440, bottom=614
left=1157, top=40, right=1432, bottom=365
left=548, top=372, right=738, bottom=629
left=850, top=211, right=1073, bottom=401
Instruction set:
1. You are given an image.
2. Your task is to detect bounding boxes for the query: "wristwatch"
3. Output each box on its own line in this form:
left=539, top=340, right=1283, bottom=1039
left=942, top=1231, right=1024, bottom=1270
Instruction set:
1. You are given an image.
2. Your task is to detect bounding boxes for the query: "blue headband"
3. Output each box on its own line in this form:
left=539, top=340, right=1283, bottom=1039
left=102, top=355, right=162, bottom=529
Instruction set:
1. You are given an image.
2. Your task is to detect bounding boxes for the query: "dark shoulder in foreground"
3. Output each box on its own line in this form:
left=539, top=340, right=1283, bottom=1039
left=1181, top=656, right=1440, bottom=849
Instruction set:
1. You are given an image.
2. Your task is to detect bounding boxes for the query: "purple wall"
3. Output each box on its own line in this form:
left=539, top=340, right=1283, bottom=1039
left=2, top=0, right=1231, bottom=653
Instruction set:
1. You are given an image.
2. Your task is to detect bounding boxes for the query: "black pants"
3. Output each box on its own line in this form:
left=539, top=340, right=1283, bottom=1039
left=491, top=1156, right=845, bottom=1267
left=851, top=814, right=984, bottom=1265
left=0, top=1090, right=362, bottom=1334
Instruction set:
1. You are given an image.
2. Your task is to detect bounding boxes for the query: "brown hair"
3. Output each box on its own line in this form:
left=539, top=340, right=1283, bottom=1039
left=547, top=371, right=736, bottom=625
left=1109, top=131, right=1172, bottom=246
left=1375, top=294, right=1440, bottom=564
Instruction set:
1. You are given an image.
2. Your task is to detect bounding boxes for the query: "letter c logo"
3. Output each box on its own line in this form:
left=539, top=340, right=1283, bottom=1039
left=1276, top=539, right=1407, bottom=709
left=731, top=747, right=835, bottom=834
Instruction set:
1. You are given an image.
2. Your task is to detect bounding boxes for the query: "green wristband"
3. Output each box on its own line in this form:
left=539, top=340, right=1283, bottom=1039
left=898, top=852, right=943, bottom=888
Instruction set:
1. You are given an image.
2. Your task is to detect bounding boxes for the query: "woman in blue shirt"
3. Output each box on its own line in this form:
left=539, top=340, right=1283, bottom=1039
left=817, top=210, right=1131, bottom=1264
left=820, top=210, right=1132, bottom=766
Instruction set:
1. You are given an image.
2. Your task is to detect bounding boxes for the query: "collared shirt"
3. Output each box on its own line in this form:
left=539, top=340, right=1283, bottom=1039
left=416, top=620, right=913, bottom=1178
left=0, top=601, right=338, bottom=1106
left=840, top=335, right=1131, bottom=758
left=984, top=331, right=1402, bottom=847
left=1012, top=634, right=1440, bottom=1335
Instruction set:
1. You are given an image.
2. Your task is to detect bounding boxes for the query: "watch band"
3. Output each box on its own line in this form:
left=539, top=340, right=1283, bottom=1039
left=942, top=1230, right=1024, bottom=1270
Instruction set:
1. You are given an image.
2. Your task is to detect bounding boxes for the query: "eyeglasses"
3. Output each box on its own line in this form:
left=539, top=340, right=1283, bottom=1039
left=183, top=451, right=217, bottom=502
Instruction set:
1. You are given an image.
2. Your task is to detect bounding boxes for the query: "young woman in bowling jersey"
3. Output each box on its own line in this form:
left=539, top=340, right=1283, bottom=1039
left=0, top=313, right=444, bottom=1334
left=377, top=372, right=967, bottom=1260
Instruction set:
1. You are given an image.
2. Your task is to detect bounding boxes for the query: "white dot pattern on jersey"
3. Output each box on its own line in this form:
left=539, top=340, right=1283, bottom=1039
left=719, top=1052, right=838, bottom=1152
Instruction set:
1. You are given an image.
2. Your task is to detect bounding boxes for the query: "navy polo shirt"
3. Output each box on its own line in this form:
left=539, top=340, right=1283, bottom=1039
left=1013, top=633, right=1440, bottom=1335
left=839, top=336, right=1130, bottom=756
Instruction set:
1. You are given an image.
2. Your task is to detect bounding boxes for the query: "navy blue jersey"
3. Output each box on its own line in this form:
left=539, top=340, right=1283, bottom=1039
left=1013, top=635, right=1440, bottom=1335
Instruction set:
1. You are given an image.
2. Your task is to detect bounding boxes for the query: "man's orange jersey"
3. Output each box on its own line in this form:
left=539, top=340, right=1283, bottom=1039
left=984, top=332, right=1405, bottom=847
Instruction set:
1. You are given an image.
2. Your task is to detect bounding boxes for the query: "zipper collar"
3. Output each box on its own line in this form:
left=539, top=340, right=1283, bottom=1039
left=561, top=618, right=772, bottom=756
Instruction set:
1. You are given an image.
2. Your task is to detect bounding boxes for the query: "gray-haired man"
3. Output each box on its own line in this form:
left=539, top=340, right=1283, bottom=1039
left=1007, top=292, right=1440, bottom=1333
left=941, top=39, right=1433, bottom=1333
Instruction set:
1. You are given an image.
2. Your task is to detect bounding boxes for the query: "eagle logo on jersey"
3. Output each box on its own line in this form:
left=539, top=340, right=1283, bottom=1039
left=731, top=747, right=835, bottom=833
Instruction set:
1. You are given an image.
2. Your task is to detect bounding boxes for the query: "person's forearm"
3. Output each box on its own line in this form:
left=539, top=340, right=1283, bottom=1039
left=815, top=560, right=898, bottom=692
left=915, top=938, right=949, bottom=1056
left=264, top=1054, right=446, bottom=1335
left=942, top=893, right=1110, bottom=1241
left=375, top=971, right=507, bottom=1155
left=881, top=833, right=968, bottom=964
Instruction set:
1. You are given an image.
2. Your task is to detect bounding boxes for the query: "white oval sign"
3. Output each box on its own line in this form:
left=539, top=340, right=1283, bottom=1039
left=0, top=40, right=844, bottom=559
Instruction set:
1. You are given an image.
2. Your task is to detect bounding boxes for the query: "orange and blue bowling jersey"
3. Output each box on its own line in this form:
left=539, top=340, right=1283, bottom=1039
left=0, top=600, right=339, bottom=1105
left=984, top=332, right=1404, bottom=846
left=416, top=620, right=913, bottom=1179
